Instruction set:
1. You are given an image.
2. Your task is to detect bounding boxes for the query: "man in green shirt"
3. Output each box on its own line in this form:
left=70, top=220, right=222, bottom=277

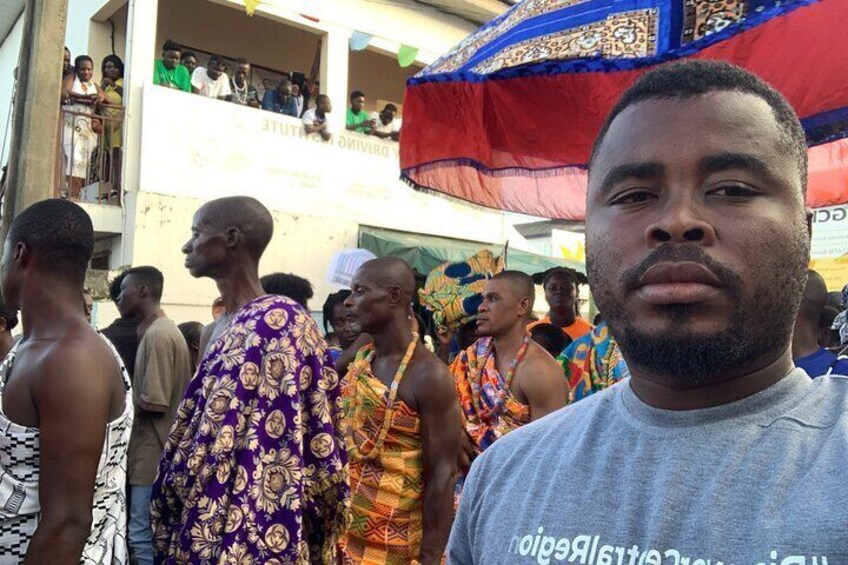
left=153, top=39, right=191, bottom=92
left=346, top=90, right=375, bottom=134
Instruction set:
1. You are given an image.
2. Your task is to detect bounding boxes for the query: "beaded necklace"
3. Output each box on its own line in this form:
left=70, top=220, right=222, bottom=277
left=232, top=79, right=248, bottom=104
left=468, top=333, right=532, bottom=423
left=347, top=333, right=418, bottom=460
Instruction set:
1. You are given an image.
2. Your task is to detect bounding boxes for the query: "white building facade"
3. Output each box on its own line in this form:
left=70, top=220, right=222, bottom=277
left=0, top=0, right=541, bottom=325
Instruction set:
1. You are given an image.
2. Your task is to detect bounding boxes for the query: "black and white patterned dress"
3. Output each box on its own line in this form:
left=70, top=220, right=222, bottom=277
left=0, top=335, right=132, bottom=564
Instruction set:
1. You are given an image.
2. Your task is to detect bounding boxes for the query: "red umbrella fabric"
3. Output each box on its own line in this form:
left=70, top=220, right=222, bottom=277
left=400, top=0, right=848, bottom=220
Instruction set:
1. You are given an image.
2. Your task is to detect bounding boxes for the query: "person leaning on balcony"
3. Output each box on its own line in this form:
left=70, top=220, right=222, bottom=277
left=346, top=90, right=375, bottom=134
left=153, top=40, right=191, bottom=92
left=261, top=78, right=299, bottom=117
left=302, top=94, right=333, bottom=141
left=370, top=103, right=401, bottom=141
left=62, top=55, right=103, bottom=201
left=180, top=51, right=198, bottom=77
left=191, top=54, right=232, bottom=100
left=99, top=54, right=124, bottom=200
left=229, top=58, right=260, bottom=108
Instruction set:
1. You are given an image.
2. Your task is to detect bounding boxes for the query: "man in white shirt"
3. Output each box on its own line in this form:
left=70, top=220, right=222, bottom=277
left=302, top=94, right=332, bottom=142
left=369, top=103, right=401, bottom=141
left=191, top=54, right=231, bottom=100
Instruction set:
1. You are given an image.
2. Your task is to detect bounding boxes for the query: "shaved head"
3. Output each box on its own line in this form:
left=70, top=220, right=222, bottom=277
left=347, top=257, right=416, bottom=333
left=491, top=271, right=535, bottom=303
left=477, top=271, right=535, bottom=337
left=358, top=257, right=416, bottom=302
left=200, top=196, right=273, bottom=260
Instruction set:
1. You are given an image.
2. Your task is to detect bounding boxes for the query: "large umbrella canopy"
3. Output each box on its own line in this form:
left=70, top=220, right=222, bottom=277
left=400, top=0, right=848, bottom=220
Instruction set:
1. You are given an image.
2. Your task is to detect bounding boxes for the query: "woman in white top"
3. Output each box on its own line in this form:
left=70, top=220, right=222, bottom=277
left=62, top=55, right=102, bottom=201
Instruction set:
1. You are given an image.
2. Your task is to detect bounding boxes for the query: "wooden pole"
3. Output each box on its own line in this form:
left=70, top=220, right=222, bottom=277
left=1, top=0, right=69, bottom=242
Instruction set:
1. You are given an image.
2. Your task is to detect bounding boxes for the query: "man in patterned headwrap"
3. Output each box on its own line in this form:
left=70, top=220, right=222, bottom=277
left=151, top=196, right=349, bottom=564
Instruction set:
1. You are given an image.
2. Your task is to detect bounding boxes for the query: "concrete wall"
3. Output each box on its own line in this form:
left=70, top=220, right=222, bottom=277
left=0, top=13, right=23, bottom=167
left=126, top=190, right=361, bottom=326
left=127, top=84, right=512, bottom=324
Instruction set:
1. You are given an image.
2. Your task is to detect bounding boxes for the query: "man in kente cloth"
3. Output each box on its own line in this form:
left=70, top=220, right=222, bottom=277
left=151, top=196, right=349, bottom=564
left=451, top=271, right=567, bottom=478
left=341, top=257, right=461, bottom=565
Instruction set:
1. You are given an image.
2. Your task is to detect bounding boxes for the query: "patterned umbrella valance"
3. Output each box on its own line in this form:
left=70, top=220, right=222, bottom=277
left=400, top=0, right=848, bottom=220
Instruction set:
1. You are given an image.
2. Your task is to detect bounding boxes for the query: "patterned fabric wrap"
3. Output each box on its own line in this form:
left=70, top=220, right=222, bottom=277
left=0, top=333, right=133, bottom=565
left=418, top=250, right=505, bottom=331
left=340, top=345, right=424, bottom=565
left=151, top=295, right=349, bottom=565
left=402, top=1, right=848, bottom=221
left=451, top=337, right=530, bottom=453
left=558, top=322, right=630, bottom=403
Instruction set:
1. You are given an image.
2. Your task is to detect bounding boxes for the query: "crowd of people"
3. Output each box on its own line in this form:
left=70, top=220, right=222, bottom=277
left=56, top=37, right=403, bottom=203
left=153, top=40, right=402, bottom=143
left=60, top=46, right=125, bottom=202
left=1, top=60, right=848, bottom=564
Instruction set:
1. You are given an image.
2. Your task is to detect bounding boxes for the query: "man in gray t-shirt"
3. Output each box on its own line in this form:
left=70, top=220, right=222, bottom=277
left=448, top=61, right=848, bottom=564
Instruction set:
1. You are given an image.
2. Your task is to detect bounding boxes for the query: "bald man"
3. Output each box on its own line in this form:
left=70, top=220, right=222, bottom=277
left=151, top=197, right=349, bottom=564
left=341, top=257, right=461, bottom=565
left=793, top=269, right=848, bottom=377
left=451, top=271, right=567, bottom=481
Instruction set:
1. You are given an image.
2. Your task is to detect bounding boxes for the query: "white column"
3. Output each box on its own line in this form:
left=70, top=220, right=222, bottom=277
left=322, top=26, right=349, bottom=133
left=116, top=0, right=158, bottom=267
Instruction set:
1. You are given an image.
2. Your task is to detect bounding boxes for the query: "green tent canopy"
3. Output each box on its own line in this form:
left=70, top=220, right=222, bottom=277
left=358, top=226, right=584, bottom=278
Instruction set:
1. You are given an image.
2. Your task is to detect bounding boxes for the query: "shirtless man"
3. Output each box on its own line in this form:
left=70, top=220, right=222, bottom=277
left=451, top=270, right=567, bottom=473
left=341, top=257, right=461, bottom=564
left=0, top=199, right=130, bottom=563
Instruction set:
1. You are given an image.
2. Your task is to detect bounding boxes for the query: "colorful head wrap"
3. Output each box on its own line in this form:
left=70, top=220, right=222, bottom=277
left=418, top=249, right=504, bottom=331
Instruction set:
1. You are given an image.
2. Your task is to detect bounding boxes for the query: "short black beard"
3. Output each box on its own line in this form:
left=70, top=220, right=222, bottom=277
left=589, top=243, right=807, bottom=387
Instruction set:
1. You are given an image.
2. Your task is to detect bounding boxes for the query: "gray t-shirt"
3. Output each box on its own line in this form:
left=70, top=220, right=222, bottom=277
left=448, top=370, right=848, bottom=565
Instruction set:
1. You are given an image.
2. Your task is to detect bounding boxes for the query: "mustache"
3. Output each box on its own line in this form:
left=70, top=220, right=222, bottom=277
left=621, top=245, right=742, bottom=292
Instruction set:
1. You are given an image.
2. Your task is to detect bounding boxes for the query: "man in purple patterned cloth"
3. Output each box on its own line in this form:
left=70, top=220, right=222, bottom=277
left=151, top=196, right=349, bottom=564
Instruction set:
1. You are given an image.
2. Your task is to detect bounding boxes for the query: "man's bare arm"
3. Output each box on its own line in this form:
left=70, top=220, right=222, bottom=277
left=519, top=345, right=568, bottom=421
left=25, top=344, right=121, bottom=564
left=415, top=356, right=462, bottom=564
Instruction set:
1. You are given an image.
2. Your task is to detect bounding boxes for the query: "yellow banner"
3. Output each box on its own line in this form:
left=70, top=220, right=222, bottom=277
left=809, top=255, right=848, bottom=292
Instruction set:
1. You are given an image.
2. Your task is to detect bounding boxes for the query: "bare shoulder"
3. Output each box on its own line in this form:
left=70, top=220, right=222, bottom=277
left=24, top=327, right=124, bottom=418
left=39, top=330, right=121, bottom=385
left=405, top=345, right=456, bottom=405
left=520, top=341, right=566, bottom=381
left=527, top=341, right=563, bottom=376
left=407, top=346, right=452, bottom=384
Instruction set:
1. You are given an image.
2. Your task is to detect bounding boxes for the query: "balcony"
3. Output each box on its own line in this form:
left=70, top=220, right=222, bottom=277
left=57, top=104, right=124, bottom=237
left=134, top=84, right=507, bottom=242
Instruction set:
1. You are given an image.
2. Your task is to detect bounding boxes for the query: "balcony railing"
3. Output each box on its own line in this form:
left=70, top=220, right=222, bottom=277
left=57, top=103, right=124, bottom=206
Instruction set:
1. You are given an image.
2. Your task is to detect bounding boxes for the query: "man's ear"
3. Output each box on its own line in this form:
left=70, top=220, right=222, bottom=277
left=13, top=242, right=31, bottom=269
left=518, top=296, right=532, bottom=317
left=224, top=227, right=241, bottom=250
left=387, top=286, right=404, bottom=308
